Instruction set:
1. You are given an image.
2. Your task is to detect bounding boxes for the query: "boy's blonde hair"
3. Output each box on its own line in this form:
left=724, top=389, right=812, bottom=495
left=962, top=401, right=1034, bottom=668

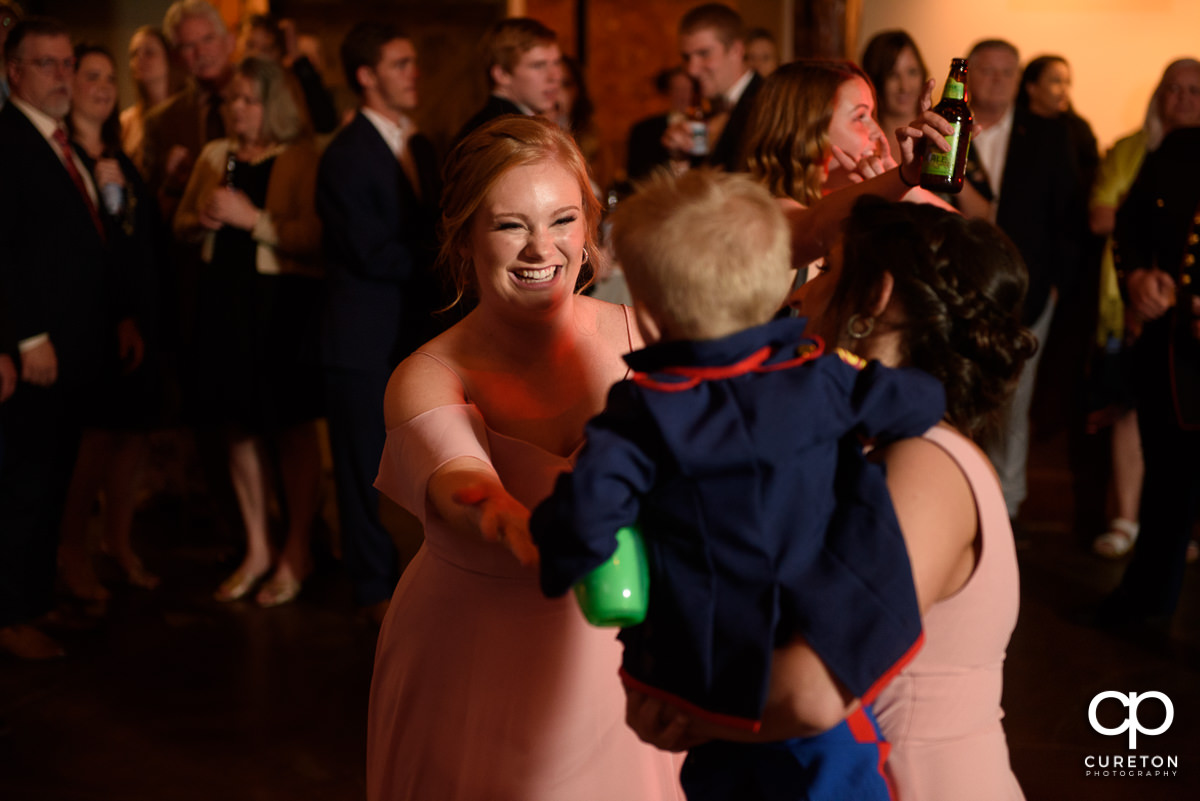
left=611, top=170, right=793, bottom=341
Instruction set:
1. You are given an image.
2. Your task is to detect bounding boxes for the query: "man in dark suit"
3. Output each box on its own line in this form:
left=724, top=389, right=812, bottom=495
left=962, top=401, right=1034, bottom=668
left=1104, top=120, right=1200, bottom=629
left=317, top=22, right=440, bottom=622
left=141, top=0, right=235, bottom=206
left=0, top=18, right=128, bottom=659
left=662, top=3, right=762, bottom=173
left=455, top=17, right=561, bottom=144
left=960, top=39, right=1083, bottom=523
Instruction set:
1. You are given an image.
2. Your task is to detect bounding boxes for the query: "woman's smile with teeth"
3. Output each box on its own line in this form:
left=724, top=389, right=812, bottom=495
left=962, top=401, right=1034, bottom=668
left=513, top=266, right=559, bottom=282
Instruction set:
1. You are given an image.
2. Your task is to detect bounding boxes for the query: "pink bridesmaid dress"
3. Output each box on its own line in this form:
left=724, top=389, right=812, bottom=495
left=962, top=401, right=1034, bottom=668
left=873, top=425, right=1026, bottom=801
left=366, top=389, right=685, bottom=801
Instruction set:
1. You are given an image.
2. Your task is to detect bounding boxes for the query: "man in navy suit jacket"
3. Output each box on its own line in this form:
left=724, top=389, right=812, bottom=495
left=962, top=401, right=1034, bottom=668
left=454, top=17, right=562, bottom=144
left=317, top=22, right=440, bottom=621
left=0, top=18, right=125, bottom=659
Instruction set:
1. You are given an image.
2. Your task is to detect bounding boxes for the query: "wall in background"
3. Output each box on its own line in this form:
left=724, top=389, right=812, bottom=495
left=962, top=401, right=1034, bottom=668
left=856, top=0, right=1198, bottom=150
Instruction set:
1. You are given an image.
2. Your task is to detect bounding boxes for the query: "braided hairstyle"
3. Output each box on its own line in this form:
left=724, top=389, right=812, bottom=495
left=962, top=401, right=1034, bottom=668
left=833, top=197, right=1038, bottom=443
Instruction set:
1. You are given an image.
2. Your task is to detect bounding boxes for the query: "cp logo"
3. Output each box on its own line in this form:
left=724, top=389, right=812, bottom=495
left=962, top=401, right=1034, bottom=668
left=1088, top=691, right=1174, bottom=749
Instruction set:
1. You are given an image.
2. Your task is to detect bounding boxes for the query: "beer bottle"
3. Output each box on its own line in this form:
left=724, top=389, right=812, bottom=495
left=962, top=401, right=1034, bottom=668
left=920, top=58, right=973, bottom=193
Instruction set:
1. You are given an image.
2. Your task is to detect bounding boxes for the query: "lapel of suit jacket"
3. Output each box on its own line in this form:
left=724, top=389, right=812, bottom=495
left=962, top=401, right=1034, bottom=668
left=353, top=110, right=425, bottom=208
left=2, top=102, right=104, bottom=246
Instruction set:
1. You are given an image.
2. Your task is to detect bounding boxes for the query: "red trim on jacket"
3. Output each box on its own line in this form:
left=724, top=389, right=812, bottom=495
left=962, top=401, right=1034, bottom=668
left=632, top=337, right=833, bottom=392
left=860, top=631, right=925, bottom=706
left=847, top=706, right=896, bottom=800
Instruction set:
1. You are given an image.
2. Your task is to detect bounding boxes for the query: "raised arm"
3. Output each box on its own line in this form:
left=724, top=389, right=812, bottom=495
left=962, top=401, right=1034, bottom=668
left=786, top=84, right=956, bottom=265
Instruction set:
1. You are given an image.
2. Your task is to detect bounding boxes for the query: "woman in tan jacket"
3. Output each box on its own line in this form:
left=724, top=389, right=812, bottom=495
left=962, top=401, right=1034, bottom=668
left=175, top=56, right=323, bottom=607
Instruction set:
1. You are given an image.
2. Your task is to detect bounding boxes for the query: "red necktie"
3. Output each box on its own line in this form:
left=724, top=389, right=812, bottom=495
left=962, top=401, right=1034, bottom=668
left=51, top=127, right=106, bottom=242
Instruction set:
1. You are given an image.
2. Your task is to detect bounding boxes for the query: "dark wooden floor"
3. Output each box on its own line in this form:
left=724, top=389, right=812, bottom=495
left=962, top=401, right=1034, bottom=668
left=1, top=427, right=1198, bottom=801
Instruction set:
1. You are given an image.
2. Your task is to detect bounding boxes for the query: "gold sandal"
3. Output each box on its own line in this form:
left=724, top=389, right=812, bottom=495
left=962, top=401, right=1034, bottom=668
left=255, top=574, right=302, bottom=608
left=214, top=567, right=268, bottom=602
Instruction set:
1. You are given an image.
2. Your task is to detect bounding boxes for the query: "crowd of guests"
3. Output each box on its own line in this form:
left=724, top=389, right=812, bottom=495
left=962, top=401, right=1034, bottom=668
left=0, top=1, right=1197, bottom=799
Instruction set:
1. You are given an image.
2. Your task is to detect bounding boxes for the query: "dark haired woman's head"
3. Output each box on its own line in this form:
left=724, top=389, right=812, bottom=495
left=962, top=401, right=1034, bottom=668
left=128, top=25, right=188, bottom=104
left=240, top=13, right=286, bottom=62
left=69, top=43, right=122, bottom=153
left=1017, top=55, right=1071, bottom=117
left=860, top=29, right=927, bottom=119
left=790, top=197, right=1037, bottom=442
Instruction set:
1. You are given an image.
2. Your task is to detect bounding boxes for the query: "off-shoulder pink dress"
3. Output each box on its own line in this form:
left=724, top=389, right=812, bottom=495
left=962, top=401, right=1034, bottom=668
left=366, top=353, right=685, bottom=801
left=872, top=425, right=1026, bottom=801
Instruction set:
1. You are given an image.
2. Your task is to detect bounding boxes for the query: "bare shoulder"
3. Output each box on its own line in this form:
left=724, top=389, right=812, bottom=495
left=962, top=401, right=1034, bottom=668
left=578, top=295, right=642, bottom=353
left=383, top=332, right=469, bottom=429
left=879, top=431, right=979, bottom=610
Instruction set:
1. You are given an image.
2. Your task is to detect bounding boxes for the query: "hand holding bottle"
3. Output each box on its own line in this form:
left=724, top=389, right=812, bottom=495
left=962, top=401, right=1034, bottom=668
left=918, top=59, right=974, bottom=192
left=94, top=158, right=125, bottom=215
left=894, top=79, right=956, bottom=186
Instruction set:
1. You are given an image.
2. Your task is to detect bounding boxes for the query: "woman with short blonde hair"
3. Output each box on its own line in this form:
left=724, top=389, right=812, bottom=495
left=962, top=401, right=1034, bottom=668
left=174, top=55, right=324, bottom=608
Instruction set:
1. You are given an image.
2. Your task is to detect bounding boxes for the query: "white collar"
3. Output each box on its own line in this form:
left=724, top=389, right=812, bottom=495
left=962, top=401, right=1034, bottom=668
left=724, top=69, right=755, bottom=109
left=361, top=107, right=416, bottom=155
left=974, top=105, right=1014, bottom=140
left=9, top=95, right=65, bottom=144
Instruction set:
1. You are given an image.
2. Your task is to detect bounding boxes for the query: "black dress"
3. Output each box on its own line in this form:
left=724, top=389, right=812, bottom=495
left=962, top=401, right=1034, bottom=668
left=76, top=145, right=167, bottom=430
left=192, top=154, right=323, bottom=434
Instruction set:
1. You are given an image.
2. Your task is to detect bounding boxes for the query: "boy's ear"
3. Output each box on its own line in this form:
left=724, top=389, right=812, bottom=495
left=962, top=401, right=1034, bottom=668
left=868, top=271, right=895, bottom=318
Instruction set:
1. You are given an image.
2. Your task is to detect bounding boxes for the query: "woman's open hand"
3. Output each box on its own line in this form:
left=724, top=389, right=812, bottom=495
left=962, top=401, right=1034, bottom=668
left=452, top=482, right=539, bottom=566
left=830, top=143, right=894, bottom=184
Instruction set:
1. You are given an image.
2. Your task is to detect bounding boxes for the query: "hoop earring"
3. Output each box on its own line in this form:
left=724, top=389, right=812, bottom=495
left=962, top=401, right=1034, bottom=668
left=581, top=248, right=589, bottom=264
left=846, top=314, right=875, bottom=340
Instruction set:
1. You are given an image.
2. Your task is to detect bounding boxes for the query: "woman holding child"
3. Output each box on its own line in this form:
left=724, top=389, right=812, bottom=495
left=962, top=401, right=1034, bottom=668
left=627, top=198, right=1034, bottom=801
left=368, top=98, right=970, bottom=797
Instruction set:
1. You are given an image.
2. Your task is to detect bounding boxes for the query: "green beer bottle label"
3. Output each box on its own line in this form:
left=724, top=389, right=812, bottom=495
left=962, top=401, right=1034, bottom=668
left=944, top=77, right=966, bottom=100
left=922, top=121, right=966, bottom=178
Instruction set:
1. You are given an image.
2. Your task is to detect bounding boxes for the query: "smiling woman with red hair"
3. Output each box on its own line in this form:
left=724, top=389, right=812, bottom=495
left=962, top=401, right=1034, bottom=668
left=366, top=115, right=683, bottom=801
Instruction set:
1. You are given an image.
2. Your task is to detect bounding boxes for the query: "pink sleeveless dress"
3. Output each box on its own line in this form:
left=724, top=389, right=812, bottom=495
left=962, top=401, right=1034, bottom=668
left=872, top=425, right=1025, bottom=801
left=366, top=350, right=685, bottom=800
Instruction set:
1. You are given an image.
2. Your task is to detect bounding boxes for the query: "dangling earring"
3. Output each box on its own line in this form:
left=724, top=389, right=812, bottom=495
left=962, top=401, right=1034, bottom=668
left=846, top=313, right=875, bottom=340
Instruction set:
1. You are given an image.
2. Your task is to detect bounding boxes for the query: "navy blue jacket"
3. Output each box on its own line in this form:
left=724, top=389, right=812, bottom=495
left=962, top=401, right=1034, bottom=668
left=316, top=112, right=441, bottom=373
left=533, top=318, right=942, bottom=726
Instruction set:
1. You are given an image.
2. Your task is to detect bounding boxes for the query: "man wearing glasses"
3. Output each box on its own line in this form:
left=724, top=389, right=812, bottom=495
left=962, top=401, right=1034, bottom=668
left=0, top=17, right=116, bottom=659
